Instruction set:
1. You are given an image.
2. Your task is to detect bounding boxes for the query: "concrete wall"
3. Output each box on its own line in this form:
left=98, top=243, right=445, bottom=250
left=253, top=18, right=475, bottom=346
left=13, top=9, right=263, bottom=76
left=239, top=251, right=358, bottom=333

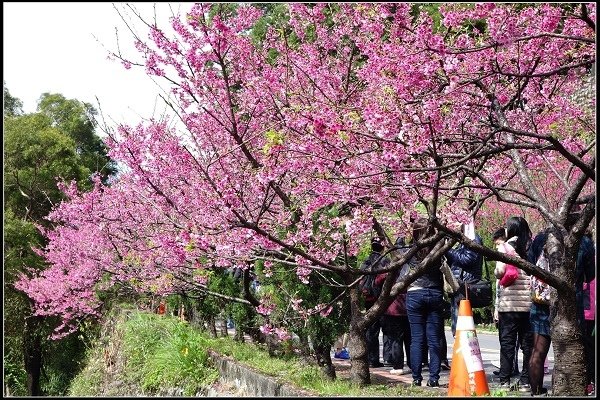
left=204, top=350, right=317, bottom=397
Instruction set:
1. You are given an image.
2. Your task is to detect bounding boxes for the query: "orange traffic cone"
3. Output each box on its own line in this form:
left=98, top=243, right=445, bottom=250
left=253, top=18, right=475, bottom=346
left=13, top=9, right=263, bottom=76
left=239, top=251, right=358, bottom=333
left=448, top=299, right=490, bottom=396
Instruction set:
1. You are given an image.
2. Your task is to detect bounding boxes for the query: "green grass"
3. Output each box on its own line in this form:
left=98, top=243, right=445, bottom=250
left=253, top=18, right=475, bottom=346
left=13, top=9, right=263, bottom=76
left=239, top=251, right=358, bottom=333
left=70, top=309, right=506, bottom=397
left=69, top=310, right=219, bottom=396
left=120, top=312, right=219, bottom=396
left=194, top=323, right=437, bottom=396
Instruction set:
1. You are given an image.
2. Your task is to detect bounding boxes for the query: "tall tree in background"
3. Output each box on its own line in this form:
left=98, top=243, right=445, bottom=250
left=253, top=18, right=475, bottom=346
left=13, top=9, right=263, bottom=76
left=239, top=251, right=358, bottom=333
left=4, top=82, right=23, bottom=117
left=4, top=85, right=115, bottom=395
left=15, top=3, right=595, bottom=393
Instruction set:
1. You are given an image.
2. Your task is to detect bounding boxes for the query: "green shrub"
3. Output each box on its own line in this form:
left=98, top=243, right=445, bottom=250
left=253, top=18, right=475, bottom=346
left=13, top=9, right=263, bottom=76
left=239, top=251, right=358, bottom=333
left=121, top=313, right=219, bottom=395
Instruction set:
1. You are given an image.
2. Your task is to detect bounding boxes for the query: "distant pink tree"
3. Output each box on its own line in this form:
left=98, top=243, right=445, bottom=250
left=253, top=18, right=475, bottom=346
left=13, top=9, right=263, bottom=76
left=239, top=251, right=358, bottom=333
left=17, top=3, right=594, bottom=392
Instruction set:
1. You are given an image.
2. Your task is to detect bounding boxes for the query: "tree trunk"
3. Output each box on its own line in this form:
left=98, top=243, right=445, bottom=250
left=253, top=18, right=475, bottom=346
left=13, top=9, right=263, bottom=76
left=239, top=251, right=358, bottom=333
left=220, top=318, right=228, bottom=337
left=23, top=314, right=43, bottom=396
left=347, top=285, right=370, bottom=385
left=551, top=289, right=586, bottom=395
left=206, top=315, right=217, bottom=338
left=188, top=302, right=203, bottom=329
left=547, top=232, right=587, bottom=396
left=299, top=333, right=311, bottom=358
left=313, top=342, right=336, bottom=380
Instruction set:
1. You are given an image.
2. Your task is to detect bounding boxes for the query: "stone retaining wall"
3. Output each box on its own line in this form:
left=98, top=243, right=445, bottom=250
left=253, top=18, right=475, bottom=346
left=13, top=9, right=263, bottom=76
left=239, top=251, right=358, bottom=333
left=205, top=350, right=317, bottom=397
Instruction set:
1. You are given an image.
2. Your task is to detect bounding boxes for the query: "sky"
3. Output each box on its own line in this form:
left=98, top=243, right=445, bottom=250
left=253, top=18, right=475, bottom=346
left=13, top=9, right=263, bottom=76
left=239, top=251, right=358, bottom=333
left=3, top=2, right=195, bottom=129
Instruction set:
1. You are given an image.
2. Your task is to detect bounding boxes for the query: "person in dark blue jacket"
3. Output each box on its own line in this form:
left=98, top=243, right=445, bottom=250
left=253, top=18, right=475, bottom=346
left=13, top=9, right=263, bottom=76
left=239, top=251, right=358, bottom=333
left=445, top=224, right=484, bottom=337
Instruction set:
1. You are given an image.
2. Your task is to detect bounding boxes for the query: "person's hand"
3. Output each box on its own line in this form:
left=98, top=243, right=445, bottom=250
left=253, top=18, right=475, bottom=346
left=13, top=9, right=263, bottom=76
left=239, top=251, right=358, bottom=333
left=493, top=309, right=498, bottom=322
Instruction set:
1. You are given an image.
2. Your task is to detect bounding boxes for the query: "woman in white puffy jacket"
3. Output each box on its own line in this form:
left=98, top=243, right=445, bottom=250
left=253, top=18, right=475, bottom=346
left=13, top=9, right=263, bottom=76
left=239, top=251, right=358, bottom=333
left=493, top=217, right=533, bottom=391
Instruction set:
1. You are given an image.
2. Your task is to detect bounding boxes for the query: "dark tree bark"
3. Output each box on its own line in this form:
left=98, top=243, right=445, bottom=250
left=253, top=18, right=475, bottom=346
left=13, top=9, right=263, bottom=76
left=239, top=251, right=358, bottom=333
left=313, top=342, right=337, bottom=380
left=299, top=333, right=311, bottom=358
left=547, top=231, right=587, bottom=396
left=206, top=315, right=218, bottom=338
left=23, top=313, right=43, bottom=396
left=348, top=284, right=371, bottom=385
left=220, top=318, right=228, bottom=337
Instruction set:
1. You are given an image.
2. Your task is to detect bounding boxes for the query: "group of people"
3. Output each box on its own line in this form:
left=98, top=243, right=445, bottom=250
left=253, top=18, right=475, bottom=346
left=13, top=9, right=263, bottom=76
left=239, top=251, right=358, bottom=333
left=493, top=216, right=595, bottom=396
left=347, top=218, right=483, bottom=388
left=334, top=214, right=595, bottom=396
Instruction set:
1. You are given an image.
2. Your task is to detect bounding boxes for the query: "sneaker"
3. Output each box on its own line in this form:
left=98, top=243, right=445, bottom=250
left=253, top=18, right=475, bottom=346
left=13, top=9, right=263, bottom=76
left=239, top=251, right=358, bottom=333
left=369, top=361, right=384, bottom=368
left=412, top=379, right=422, bottom=386
left=390, top=368, right=410, bottom=375
left=441, top=360, right=451, bottom=370
left=426, top=380, right=440, bottom=387
left=334, top=348, right=350, bottom=360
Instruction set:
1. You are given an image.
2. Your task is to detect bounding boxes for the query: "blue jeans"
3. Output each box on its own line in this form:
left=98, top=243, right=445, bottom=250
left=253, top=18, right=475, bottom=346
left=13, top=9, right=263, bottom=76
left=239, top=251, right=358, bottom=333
left=407, top=288, right=444, bottom=382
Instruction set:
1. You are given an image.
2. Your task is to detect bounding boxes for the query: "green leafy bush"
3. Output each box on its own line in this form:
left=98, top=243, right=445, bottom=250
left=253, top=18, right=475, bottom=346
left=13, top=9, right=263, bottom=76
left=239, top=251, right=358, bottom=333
left=121, top=313, right=219, bottom=395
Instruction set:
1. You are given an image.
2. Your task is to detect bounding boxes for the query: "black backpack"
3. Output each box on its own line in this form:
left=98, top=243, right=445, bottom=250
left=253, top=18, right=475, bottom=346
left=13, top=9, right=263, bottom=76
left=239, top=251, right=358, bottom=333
left=359, top=273, right=381, bottom=300
left=359, top=253, right=387, bottom=300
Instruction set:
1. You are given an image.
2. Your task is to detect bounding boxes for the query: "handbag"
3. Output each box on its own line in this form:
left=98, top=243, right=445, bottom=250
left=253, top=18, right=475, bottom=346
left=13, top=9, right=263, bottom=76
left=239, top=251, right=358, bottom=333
left=459, top=258, right=493, bottom=309
left=531, top=249, right=551, bottom=305
left=440, top=256, right=460, bottom=295
left=498, top=242, right=519, bottom=287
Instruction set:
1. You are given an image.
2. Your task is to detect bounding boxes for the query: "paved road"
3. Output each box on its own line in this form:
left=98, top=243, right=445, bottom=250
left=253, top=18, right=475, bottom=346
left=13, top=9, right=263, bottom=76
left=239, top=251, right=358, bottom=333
left=369, top=327, right=554, bottom=389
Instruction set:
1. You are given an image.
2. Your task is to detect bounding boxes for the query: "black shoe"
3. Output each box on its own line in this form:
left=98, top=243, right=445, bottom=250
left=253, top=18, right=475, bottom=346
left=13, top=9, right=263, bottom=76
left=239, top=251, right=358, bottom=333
left=532, top=387, right=548, bottom=396
left=441, top=361, right=451, bottom=371
left=412, top=379, right=422, bottom=386
left=427, top=380, right=440, bottom=387
left=493, top=370, right=500, bottom=376
left=369, top=362, right=384, bottom=368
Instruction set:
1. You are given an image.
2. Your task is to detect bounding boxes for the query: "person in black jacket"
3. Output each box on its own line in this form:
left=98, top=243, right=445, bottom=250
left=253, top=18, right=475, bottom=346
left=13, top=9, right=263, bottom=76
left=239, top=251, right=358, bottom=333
left=361, top=238, right=390, bottom=368
left=445, top=224, right=484, bottom=337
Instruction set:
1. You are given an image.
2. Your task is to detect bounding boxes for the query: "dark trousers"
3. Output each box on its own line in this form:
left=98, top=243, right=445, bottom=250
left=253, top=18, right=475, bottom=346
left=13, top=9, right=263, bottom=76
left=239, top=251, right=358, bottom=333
left=383, top=333, right=391, bottom=363
left=407, top=288, right=444, bottom=382
left=365, top=301, right=382, bottom=365
left=381, top=315, right=411, bottom=369
left=498, top=311, right=533, bottom=384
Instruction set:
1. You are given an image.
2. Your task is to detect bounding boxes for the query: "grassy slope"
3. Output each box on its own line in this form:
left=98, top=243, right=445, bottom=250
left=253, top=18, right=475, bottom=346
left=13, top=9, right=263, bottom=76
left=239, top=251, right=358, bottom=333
left=69, top=307, right=451, bottom=397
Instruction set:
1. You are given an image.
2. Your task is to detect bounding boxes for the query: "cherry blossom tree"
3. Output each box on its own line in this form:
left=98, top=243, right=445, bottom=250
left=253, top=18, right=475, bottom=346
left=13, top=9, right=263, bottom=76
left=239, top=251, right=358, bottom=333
left=16, top=3, right=594, bottom=393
